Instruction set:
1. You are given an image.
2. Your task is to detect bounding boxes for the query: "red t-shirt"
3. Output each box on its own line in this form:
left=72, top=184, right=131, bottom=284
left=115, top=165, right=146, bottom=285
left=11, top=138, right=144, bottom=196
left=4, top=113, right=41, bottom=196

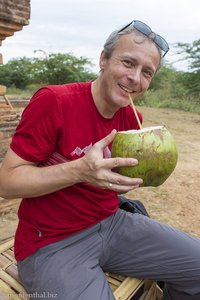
left=10, top=81, right=142, bottom=261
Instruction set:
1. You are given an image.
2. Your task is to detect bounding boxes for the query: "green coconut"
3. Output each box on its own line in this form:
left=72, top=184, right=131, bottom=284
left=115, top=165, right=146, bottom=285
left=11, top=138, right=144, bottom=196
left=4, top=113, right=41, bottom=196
left=111, top=125, right=178, bottom=187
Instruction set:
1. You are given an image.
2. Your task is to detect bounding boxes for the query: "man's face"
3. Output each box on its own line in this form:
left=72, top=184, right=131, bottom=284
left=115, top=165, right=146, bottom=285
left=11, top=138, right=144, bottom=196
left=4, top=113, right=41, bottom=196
left=99, top=32, right=160, bottom=110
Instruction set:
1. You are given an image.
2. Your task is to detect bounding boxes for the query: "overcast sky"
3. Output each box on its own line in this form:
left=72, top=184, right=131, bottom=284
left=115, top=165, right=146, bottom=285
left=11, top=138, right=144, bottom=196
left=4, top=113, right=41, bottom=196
left=1, top=0, right=200, bottom=72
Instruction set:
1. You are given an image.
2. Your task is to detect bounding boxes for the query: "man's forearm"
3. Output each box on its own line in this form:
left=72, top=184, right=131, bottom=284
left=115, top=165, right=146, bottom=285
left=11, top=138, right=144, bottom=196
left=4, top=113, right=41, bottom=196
left=0, top=158, right=83, bottom=199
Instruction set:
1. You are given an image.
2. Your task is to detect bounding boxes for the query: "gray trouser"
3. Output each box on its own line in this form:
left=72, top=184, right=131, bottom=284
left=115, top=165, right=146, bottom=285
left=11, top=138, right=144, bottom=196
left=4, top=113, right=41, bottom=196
left=18, top=209, right=200, bottom=300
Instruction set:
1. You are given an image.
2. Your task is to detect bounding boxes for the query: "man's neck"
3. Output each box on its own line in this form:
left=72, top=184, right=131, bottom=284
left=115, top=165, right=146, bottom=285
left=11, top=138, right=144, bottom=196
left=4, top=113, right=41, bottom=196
left=91, top=79, right=118, bottom=119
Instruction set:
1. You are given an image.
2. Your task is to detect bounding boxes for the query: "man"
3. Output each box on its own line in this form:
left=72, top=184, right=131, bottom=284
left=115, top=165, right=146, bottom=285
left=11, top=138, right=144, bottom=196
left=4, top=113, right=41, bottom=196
left=0, top=20, right=200, bottom=300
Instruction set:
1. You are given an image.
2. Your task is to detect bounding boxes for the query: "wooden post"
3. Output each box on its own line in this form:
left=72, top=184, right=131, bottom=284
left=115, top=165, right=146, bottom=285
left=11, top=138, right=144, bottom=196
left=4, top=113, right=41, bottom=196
left=0, top=85, right=13, bottom=110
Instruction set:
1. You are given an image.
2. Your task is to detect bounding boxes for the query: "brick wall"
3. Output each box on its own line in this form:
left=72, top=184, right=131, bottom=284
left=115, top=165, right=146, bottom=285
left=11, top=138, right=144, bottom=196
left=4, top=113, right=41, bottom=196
left=0, top=0, right=30, bottom=48
left=0, top=0, right=30, bottom=25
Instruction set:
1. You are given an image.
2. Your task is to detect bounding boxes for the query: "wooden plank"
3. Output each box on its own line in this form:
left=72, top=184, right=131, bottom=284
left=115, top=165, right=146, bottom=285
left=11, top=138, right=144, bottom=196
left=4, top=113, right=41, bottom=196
left=0, top=269, right=25, bottom=294
left=0, top=278, right=21, bottom=300
left=114, top=277, right=144, bottom=300
left=0, top=254, right=11, bottom=269
left=108, top=273, right=125, bottom=281
left=3, top=95, right=14, bottom=109
left=0, top=85, right=6, bottom=96
left=0, top=239, right=14, bottom=254
left=107, top=277, right=121, bottom=292
left=3, top=249, right=16, bottom=263
left=139, top=282, right=163, bottom=300
left=5, top=264, right=19, bottom=283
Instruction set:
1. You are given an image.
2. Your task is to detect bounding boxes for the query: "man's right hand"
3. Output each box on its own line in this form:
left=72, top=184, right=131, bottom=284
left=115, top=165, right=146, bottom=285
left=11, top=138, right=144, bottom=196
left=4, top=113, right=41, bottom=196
left=79, top=130, right=143, bottom=193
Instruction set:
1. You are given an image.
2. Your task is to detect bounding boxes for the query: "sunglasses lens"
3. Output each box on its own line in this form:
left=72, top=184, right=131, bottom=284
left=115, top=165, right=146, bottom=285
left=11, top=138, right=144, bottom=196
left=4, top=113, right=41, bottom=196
left=133, top=20, right=152, bottom=36
left=154, top=35, right=169, bottom=52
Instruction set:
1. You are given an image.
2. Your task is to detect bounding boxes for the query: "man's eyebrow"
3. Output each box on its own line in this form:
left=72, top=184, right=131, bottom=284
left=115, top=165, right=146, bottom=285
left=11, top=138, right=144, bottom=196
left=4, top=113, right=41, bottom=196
left=144, top=66, right=156, bottom=74
left=119, top=55, right=135, bottom=61
left=119, top=55, right=156, bottom=72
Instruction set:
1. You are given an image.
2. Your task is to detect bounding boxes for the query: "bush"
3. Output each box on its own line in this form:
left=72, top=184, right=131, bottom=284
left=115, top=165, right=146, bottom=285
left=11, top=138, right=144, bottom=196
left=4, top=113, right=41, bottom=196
left=136, top=90, right=200, bottom=114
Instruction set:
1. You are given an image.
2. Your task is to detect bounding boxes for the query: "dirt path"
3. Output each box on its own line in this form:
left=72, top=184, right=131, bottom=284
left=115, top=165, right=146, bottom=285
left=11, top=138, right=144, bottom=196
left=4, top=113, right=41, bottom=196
left=0, top=106, right=200, bottom=242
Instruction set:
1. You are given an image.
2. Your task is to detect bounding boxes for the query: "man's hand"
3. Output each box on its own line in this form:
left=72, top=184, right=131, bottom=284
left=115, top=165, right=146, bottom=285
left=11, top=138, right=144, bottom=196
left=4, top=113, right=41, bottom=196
left=79, top=130, right=143, bottom=193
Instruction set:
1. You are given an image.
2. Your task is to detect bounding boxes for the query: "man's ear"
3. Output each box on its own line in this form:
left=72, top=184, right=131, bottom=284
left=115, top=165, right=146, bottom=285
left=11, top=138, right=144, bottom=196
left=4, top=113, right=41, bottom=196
left=99, top=50, right=107, bottom=70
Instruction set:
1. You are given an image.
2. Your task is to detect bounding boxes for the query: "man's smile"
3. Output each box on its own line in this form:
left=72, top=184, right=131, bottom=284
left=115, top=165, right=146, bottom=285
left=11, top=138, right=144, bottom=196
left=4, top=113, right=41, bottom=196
left=118, top=83, right=137, bottom=94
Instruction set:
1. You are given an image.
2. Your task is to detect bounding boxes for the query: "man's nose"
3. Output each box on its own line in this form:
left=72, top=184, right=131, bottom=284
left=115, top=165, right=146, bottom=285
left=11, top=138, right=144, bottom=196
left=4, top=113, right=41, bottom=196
left=127, top=68, right=141, bottom=84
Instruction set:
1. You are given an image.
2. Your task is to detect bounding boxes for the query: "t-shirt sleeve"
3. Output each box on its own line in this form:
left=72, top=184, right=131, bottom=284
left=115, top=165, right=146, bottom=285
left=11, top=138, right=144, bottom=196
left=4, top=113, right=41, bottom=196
left=10, top=87, right=61, bottom=163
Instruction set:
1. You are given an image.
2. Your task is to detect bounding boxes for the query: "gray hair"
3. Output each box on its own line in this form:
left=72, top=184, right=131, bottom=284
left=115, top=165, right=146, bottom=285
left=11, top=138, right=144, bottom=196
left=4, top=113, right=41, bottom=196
left=103, top=25, right=164, bottom=70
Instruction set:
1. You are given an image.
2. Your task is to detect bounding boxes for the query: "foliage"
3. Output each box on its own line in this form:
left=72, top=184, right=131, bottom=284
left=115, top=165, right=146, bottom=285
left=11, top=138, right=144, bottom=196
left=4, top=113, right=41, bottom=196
left=31, top=52, right=97, bottom=85
left=0, top=52, right=97, bottom=88
left=176, top=39, right=200, bottom=72
left=135, top=90, right=200, bottom=114
left=175, top=39, right=200, bottom=96
left=6, top=85, right=39, bottom=97
left=149, top=66, right=187, bottom=98
left=135, top=64, right=200, bottom=114
left=0, top=57, right=33, bottom=89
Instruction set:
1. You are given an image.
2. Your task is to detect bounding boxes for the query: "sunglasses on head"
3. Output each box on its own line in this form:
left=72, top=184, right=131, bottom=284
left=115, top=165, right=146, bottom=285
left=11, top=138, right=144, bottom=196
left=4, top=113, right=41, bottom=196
left=118, top=20, right=169, bottom=57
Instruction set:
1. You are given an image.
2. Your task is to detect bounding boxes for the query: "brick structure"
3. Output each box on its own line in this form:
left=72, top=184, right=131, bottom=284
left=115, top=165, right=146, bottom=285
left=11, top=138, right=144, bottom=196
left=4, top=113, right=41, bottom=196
left=0, top=0, right=31, bottom=59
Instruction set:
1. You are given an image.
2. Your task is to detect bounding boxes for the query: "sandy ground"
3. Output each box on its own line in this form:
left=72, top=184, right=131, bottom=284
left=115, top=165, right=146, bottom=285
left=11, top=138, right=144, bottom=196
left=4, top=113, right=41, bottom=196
left=0, top=106, right=200, bottom=242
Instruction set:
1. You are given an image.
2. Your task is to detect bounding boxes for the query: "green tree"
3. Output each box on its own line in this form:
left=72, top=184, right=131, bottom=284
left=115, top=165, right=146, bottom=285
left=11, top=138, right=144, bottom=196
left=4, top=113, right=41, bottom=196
left=0, top=57, right=33, bottom=88
left=0, top=52, right=97, bottom=88
left=0, top=64, right=12, bottom=86
left=31, top=52, right=96, bottom=85
left=176, top=39, right=200, bottom=96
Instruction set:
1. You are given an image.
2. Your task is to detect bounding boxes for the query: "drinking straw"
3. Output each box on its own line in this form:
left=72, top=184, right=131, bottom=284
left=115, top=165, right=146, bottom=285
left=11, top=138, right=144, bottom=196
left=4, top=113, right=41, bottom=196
left=128, top=93, right=142, bottom=129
